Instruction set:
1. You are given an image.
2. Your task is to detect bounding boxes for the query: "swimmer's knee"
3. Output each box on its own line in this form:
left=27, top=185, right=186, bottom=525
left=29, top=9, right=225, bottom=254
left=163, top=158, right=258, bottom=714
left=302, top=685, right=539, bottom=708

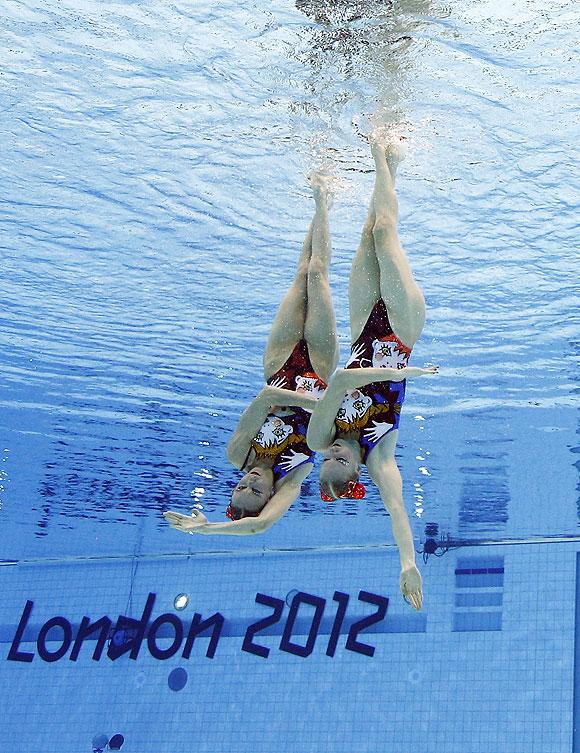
left=296, top=261, right=310, bottom=279
left=307, top=257, right=329, bottom=280
left=372, top=214, right=398, bottom=239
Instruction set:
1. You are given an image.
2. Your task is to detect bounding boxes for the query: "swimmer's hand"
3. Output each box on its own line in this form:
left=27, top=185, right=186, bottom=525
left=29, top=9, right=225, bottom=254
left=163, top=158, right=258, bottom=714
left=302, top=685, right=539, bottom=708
left=400, top=565, right=423, bottom=611
left=164, top=509, right=208, bottom=534
left=415, top=365, right=439, bottom=376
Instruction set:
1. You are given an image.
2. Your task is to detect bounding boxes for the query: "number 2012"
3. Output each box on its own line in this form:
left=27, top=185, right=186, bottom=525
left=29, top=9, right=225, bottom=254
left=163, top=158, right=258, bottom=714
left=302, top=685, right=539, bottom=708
left=242, top=590, right=388, bottom=659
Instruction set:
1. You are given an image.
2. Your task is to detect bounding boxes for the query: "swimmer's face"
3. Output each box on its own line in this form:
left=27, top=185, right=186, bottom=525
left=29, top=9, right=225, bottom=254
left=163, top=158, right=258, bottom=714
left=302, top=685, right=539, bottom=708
left=232, top=468, right=274, bottom=514
left=320, top=442, right=360, bottom=499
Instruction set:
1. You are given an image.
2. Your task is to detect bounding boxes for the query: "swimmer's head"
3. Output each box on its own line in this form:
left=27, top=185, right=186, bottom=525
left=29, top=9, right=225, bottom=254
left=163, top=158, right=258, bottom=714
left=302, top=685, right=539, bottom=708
left=229, top=467, right=275, bottom=520
left=319, top=440, right=365, bottom=501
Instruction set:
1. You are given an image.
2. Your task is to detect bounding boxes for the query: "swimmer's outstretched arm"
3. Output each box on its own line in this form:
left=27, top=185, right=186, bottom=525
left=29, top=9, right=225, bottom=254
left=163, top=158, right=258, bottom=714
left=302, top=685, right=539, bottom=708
left=164, top=510, right=265, bottom=535
left=332, top=365, right=438, bottom=389
left=227, top=386, right=318, bottom=469
left=306, top=365, right=438, bottom=452
left=164, top=465, right=310, bottom=536
left=306, top=380, right=345, bottom=452
left=366, top=452, right=423, bottom=611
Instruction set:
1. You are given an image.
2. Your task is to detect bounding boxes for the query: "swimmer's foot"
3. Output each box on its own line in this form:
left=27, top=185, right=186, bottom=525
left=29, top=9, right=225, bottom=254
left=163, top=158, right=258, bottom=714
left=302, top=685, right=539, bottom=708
left=400, top=564, right=423, bottom=611
left=369, top=128, right=407, bottom=181
left=307, top=171, right=334, bottom=209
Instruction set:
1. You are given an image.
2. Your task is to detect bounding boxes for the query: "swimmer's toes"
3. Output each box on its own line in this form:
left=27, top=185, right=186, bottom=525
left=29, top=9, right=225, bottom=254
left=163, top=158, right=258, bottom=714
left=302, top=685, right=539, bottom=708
left=369, top=128, right=407, bottom=163
left=368, top=126, right=387, bottom=146
left=311, top=171, right=333, bottom=189
left=386, top=139, right=406, bottom=163
left=307, top=171, right=326, bottom=189
left=307, top=172, right=335, bottom=207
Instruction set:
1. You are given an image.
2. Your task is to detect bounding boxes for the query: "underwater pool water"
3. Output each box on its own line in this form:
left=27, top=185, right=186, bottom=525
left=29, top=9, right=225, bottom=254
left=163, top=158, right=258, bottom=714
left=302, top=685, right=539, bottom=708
left=1, top=0, right=577, bottom=559
left=0, top=2, right=579, bottom=752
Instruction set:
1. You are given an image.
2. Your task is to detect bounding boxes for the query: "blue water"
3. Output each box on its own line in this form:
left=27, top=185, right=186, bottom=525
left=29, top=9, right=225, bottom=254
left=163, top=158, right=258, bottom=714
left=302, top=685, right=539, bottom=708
left=1, top=4, right=580, bottom=753
left=0, top=0, right=578, bottom=563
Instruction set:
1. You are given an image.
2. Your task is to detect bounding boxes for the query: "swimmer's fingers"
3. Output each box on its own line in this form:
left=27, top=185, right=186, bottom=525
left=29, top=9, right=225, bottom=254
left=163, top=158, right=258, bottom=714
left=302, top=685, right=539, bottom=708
left=400, top=566, right=423, bottom=611
left=278, top=450, right=310, bottom=472
left=163, top=511, right=187, bottom=525
left=163, top=510, right=207, bottom=531
left=411, top=592, right=423, bottom=611
left=422, top=365, right=439, bottom=375
left=403, top=590, right=422, bottom=611
left=163, top=511, right=190, bottom=530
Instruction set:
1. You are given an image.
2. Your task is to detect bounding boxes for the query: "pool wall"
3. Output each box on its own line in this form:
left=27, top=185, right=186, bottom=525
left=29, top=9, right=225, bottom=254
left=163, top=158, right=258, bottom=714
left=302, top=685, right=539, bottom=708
left=0, top=541, right=575, bottom=753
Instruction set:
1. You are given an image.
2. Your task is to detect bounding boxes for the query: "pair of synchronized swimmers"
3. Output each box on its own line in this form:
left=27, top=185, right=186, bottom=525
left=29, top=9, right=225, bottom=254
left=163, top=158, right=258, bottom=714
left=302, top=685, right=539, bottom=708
left=164, top=132, right=438, bottom=611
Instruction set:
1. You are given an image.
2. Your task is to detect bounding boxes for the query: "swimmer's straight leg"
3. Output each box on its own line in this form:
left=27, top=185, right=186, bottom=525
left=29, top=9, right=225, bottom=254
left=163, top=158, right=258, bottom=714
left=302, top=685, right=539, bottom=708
left=370, top=135, right=426, bottom=348
left=262, top=221, right=312, bottom=380
left=304, top=176, right=339, bottom=382
left=347, top=206, right=382, bottom=344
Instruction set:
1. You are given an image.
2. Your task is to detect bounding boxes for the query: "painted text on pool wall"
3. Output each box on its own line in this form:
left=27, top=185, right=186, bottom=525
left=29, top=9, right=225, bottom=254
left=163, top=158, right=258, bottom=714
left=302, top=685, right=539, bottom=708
left=7, top=590, right=389, bottom=663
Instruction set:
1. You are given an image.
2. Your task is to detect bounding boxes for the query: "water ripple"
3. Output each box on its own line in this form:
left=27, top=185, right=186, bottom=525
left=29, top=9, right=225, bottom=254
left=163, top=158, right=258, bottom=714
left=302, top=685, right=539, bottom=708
left=0, top=0, right=578, bottom=557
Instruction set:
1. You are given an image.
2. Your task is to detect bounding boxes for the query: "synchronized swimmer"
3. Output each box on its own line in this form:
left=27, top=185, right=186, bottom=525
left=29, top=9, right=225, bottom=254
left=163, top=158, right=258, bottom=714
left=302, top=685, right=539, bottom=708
left=165, top=133, right=437, bottom=611
left=306, top=134, right=436, bottom=610
left=165, top=173, right=339, bottom=533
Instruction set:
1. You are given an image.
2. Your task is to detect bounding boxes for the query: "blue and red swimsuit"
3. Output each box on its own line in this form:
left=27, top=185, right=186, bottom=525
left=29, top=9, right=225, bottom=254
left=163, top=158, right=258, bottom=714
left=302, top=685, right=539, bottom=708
left=334, top=299, right=412, bottom=464
left=248, top=339, right=327, bottom=483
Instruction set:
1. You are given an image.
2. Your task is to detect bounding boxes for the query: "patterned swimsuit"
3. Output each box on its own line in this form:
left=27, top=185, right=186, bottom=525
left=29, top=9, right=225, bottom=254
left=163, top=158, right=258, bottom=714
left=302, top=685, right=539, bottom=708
left=334, top=299, right=412, bottom=464
left=247, top=340, right=327, bottom=483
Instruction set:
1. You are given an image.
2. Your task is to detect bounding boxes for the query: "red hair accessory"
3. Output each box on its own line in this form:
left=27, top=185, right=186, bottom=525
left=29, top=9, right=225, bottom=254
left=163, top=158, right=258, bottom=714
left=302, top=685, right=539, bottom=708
left=226, top=505, right=234, bottom=520
left=320, top=480, right=366, bottom=502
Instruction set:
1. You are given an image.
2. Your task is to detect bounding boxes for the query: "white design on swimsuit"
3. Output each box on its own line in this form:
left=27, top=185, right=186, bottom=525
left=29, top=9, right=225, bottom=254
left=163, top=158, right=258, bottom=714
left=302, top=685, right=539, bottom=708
left=295, top=375, right=325, bottom=399
left=336, top=389, right=373, bottom=425
left=363, top=419, right=395, bottom=443
left=344, top=342, right=367, bottom=368
left=254, top=416, right=293, bottom=448
left=371, top=338, right=409, bottom=369
left=277, top=449, right=311, bottom=472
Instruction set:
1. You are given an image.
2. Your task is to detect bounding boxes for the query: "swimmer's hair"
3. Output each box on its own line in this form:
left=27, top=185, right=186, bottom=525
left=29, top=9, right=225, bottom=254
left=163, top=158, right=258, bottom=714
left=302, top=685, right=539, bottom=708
left=320, top=479, right=366, bottom=502
left=226, top=504, right=262, bottom=521
left=319, top=465, right=363, bottom=502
